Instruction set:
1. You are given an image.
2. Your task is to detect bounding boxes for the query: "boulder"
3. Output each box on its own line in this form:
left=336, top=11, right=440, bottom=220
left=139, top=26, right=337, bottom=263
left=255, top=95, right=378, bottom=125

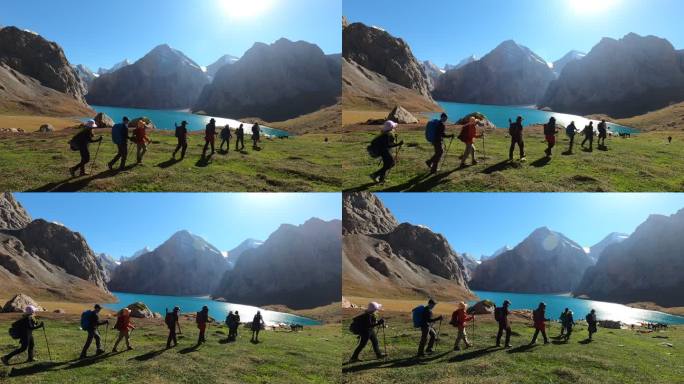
left=94, top=112, right=114, bottom=128
left=342, top=296, right=359, bottom=309
left=599, top=320, right=623, bottom=329
left=38, top=124, right=54, bottom=133
left=53, top=308, right=66, bottom=314
left=126, top=302, right=154, bottom=318
left=456, top=112, right=496, bottom=130
left=387, top=105, right=418, bottom=124
left=468, top=300, right=495, bottom=315
left=128, top=117, right=156, bottom=130
left=2, top=293, right=45, bottom=313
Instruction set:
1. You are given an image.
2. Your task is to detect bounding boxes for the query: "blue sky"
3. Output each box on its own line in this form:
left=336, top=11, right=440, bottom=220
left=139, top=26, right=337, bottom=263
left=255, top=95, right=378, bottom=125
left=377, top=193, right=684, bottom=259
left=1, top=0, right=341, bottom=71
left=14, top=193, right=341, bottom=259
left=344, top=0, right=684, bottom=67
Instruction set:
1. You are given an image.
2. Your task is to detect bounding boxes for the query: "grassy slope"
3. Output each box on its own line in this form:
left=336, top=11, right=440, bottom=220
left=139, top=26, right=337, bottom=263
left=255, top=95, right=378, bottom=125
left=341, top=309, right=683, bottom=384
left=0, top=116, right=83, bottom=132
left=341, top=127, right=684, bottom=192
left=0, top=314, right=342, bottom=383
left=0, top=129, right=343, bottom=192
left=587, top=101, right=684, bottom=132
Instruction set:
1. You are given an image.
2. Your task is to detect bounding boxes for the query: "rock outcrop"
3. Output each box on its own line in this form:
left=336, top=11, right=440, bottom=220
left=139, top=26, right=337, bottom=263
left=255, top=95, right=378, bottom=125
left=343, top=192, right=398, bottom=235
left=97, top=253, right=118, bottom=282
left=126, top=302, right=154, bottom=318
left=433, top=40, right=555, bottom=105
left=73, top=64, right=98, bottom=91
left=2, top=294, right=45, bottom=313
left=94, top=112, right=114, bottom=128
left=421, top=60, right=444, bottom=91
left=213, top=218, right=341, bottom=310
left=574, top=208, right=684, bottom=307
left=469, top=227, right=594, bottom=293
left=0, top=193, right=31, bottom=230
left=87, top=44, right=209, bottom=109
left=387, top=105, right=418, bottom=124
left=541, top=33, right=684, bottom=118
left=109, top=230, right=228, bottom=296
left=194, top=39, right=340, bottom=121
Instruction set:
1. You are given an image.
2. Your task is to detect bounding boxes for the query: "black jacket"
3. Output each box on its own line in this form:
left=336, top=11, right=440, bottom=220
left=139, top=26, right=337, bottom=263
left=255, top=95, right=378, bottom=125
left=14, top=316, right=43, bottom=338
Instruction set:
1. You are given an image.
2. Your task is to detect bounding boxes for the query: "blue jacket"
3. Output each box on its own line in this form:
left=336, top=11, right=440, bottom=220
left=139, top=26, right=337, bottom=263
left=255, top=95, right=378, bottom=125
left=111, top=123, right=128, bottom=145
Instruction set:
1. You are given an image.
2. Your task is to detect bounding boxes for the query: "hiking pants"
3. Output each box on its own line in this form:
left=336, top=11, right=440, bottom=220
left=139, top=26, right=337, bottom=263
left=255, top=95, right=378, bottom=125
left=509, top=135, right=525, bottom=159
left=531, top=328, right=548, bottom=344
left=454, top=328, right=470, bottom=349
left=136, top=143, right=147, bottom=163
left=496, top=323, right=511, bottom=346
left=113, top=330, right=131, bottom=350
left=598, top=134, right=607, bottom=147
left=582, top=135, right=593, bottom=150
left=372, top=150, right=395, bottom=182
left=236, top=136, right=245, bottom=151
left=166, top=328, right=177, bottom=348
left=173, top=137, right=188, bottom=159
left=4, top=335, right=34, bottom=361
left=564, top=326, right=573, bottom=340
left=545, top=135, right=556, bottom=156
left=461, top=143, right=476, bottom=164
left=72, top=146, right=90, bottom=174
left=252, top=135, right=260, bottom=149
left=567, top=134, right=575, bottom=153
left=351, top=330, right=382, bottom=360
left=198, top=324, right=207, bottom=344
left=81, top=329, right=102, bottom=357
left=428, top=141, right=444, bottom=173
left=418, top=325, right=436, bottom=355
left=109, top=142, right=128, bottom=169
left=251, top=329, right=261, bottom=342
left=203, top=138, right=215, bottom=156
left=220, top=138, right=230, bottom=152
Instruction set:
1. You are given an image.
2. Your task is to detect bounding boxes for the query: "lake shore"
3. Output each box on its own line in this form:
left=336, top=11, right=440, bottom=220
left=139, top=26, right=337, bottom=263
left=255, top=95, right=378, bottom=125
left=262, top=302, right=342, bottom=324
left=626, top=302, right=684, bottom=317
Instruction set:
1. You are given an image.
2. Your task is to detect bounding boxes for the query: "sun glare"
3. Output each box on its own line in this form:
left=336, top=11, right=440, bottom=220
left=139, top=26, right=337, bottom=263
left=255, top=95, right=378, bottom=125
left=218, top=0, right=275, bottom=20
left=568, top=0, right=619, bottom=15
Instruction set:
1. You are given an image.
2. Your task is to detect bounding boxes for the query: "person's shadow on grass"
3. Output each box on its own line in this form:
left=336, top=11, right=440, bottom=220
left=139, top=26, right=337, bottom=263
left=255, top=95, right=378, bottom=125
left=7, top=362, right=64, bottom=377
left=579, top=339, right=593, bottom=344
left=65, top=353, right=111, bottom=369
left=29, top=164, right=136, bottom=192
left=130, top=348, right=167, bottom=361
left=448, top=346, right=498, bottom=362
left=507, top=344, right=538, bottom=353
left=531, top=157, right=552, bottom=168
left=482, top=160, right=515, bottom=174
left=195, top=154, right=213, bottom=168
left=178, top=345, right=200, bottom=354
left=157, top=158, right=182, bottom=169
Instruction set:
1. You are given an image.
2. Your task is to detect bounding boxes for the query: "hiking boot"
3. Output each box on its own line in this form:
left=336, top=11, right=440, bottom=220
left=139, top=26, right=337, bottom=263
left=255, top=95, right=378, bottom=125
left=112, top=348, right=118, bottom=353
left=370, top=174, right=380, bottom=183
left=465, top=344, right=472, bottom=349
left=26, top=358, right=36, bottom=363
left=69, top=167, right=77, bottom=177
left=416, top=353, right=425, bottom=358
left=426, top=349, right=434, bottom=355
left=376, top=353, right=387, bottom=359
left=471, top=160, right=478, bottom=165
left=127, top=346, right=133, bottom=351
left=107, top=162, right=114, bottom=171
left=95, top=349, right=105, bottom=355
left=529, top=341, right=537, bottom=345
left=520, top=157, right=527, bottom=162
left=425, top=160, right=432, bottom=168
left=348, top=357, right=361, bottom=363
left=544, top=341, right=550, bottom=345
left=1, top=356, right=9, bottom=366
left=453, top=346, right=461, bottom=351
left=505, top=344, right=513, bottom=348
left=79, top=354, right=87, bottom=359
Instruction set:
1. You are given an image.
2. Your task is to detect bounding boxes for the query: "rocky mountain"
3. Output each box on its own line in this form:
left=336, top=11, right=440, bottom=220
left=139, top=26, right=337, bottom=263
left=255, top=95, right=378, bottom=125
left=109, top=231, right=229, bottom=296
left=460, top=253, right=479, bottom=281
left=97, top=59, right=131, bottom=75
left=225, top=238, right=263, bottom=270
left=343, top=22, right=432, bottom=100
left=552, top=50, right=585, bottom=77
left=422, top=60, right=444, bottom=91
left=481, top=245, right=511, bottom=261
left=128, top=246, right=151, bottom=260
left=97, top=253, right=118, bottom=282
left=433, top=40, right=555, bottom=105
left=206, top=54, right=239, bottom=79
left=194, top=38, right=340, bottom=122
left=587, top=232, right=629, bottom=263
left=212, top=218, right=341, bottom=310
left=343, top=192, right=474, bottom=301
left=445, top=55, right=477, bottom=71
left=87, top=44, right=209, bottom=109
left=469, top=227, right=594, bottom=293
left=541, top=33, right=684, bottom=118
left=574, top=209, right=684, bottom=307
left=0, top=193, right=31, bottom=230
left=0, top=27, right=92, bottom=116
left=73, top=64, right=98, bottom=91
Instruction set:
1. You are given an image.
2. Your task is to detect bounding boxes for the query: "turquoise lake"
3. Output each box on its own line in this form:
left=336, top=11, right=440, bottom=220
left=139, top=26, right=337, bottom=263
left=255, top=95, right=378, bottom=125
left=86, top=105, right=291, bottom=138
left=104, top=292, right=321, bottom=326
left=470, top=290, right=684, bottom=325
left=434, top=101, right=638, bottom=134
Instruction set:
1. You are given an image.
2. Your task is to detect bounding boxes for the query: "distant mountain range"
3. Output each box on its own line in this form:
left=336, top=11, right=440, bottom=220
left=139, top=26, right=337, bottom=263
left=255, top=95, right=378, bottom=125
left=225, top=239, right=263, bottom=270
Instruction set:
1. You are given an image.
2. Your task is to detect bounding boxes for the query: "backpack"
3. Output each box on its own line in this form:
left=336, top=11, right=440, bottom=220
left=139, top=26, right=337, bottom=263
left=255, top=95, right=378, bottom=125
left=164, top=312, right=175, bottom=328
left=494, top=307, right=503, bottom=322
left=457, top=125, right=468, bottom=143
left=69, top=138, right=79, bottom=151
left=349, top=313, right=367, bottom=335
left=425, top=119, right=440, bottom=143
left=195, top=311, right=201, bottom=324
left=412, top=305, right=426, bottom=328
left=450, top=310, right=462, bottom=327
left=532, top=309, right=541, bottom=322
left=8, top=319, right=22, bottom=340
left=508, top=122, right=516, bottom=137
left=80, top=310, right=93, bottom=330
left=367, top=135, right=383, bottom=158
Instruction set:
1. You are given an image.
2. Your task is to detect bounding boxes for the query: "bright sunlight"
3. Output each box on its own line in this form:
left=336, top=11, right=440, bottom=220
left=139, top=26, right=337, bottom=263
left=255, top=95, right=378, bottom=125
left=218, top=0, right=276, bottom=20
left=568, top=0, right=620, bottom=15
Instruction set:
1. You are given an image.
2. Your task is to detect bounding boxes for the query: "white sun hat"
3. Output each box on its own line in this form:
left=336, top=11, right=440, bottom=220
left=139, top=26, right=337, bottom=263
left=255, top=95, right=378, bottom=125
left=366, top=302, right=382, bottom=313
left=382, top=120, right=398, bottom=132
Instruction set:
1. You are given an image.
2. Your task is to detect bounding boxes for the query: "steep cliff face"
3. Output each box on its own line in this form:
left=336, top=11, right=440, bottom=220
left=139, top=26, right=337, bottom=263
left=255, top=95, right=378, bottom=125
left=469, top=227, right=594, bottom=293
left=213, top=218, right=341, bottom=310
left=0, top=193, right=31, bottom=230
left=574, top=209, right=684, bottom=307
left=343, top=192, right=398, bottom=235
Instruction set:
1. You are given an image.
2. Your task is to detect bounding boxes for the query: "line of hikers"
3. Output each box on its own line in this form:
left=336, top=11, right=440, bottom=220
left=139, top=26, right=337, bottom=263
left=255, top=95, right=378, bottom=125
left=2, top=304, right=267, bottom=365
left=367, top=113, right=612, bottom=184
left=347, top=298, right=600, bottom=362
left=68, top=116, right=263, bottom=177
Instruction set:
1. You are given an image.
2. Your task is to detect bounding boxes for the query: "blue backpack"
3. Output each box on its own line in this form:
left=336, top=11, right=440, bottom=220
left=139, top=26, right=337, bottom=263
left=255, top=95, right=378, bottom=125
left=80, top=310, right=93, bottom=331
left=412, top=305, right=426, bottom=328
left=425, top=120, right=440, bottom=143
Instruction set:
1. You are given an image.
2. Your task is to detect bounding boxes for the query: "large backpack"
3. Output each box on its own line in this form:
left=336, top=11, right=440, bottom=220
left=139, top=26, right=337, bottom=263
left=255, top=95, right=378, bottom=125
left=425, top=119, right=440, bottom=143
left=195, top=311, right=202, bottom=324
left=367, top=135, right=383, bottom=158
left=8, top=319, right=22, bottom=339
left=450, top=310, right=462, bottom=327
left=349, top=313, right=368, bottom=335
left=457, top=125, right=469, bottom=143
left=508, top=122, right=516, bottom=137
left=80, top=310, right=93, bottom=331
left=494, top=307, right=503, bottom=322
left=164, top=312, right=175, bottom=328
left=412, top=305, right=426, bottom=328
left=532, top=309, right=541, bottom=322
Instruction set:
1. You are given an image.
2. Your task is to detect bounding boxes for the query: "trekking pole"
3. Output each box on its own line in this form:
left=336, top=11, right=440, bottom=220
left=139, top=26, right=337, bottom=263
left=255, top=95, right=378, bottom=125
left=472, top=315, right=476, bottom=346
left=442, top=136, right=454, bottom=169
left=436, top=318, right=443, bottom=350
left=482, top=131, right=487, bottom=165
left=104, top=323, right=109, bottom=351
left=42, top=325, right=52, bottom=361
left=90, top=140, right=102, bottom=175
left=382, top=324, right=388, bottom=357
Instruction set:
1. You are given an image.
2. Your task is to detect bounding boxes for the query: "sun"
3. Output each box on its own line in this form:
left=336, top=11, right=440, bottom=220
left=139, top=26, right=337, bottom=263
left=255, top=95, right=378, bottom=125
left=218, top=0, right=276, bottom=20
left=568, top=0, right=620, bottom=15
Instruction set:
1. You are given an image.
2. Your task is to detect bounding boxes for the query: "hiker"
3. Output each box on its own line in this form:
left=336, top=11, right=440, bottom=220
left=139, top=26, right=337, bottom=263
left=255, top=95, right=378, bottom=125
left=2, top=306, right=44, bottom=365
left=586, top=309, right=598, bottom=341
left=196, top=306, right=209, bottom=344
left=112, top=308, right=135, bottom=352
left=458, top=116, right=482, bottom=168
left=450, top=301, right=473, bottom=351
left=80, top=304, right=109, bottom=359
left=251, top=123, right=261, bottom=150
left=597, top=119, right=608, bottom=148
left=251, top=311, right=265, bottom=343
left=566, top=121, right=577, bottom=154
left=508, top=116, right=526, bottom=161
left=668, top=136, right=673, bottom=144
left=165, top=306, right=182, bottom=348
left=220, top=125, right=232, bottom=152
left=415, top=298, right=443, bottom=357
left=107, top=117, right=130, bottom=171
left=202, top=119, right=217, bottom=157
left=543, top=117, right=557, bottom=157
left=226, top=311, right=235, bottom=340
left=349, top=302, right=386, bottom=363
left=369, top=121, right=404, bottom=184
left=581, top=122, right=594, bottom=151
left=231, top=311, right=241, bottom=340
left=425, top=113, right=454, bottom=174
left=235, top=124, right=245, bottom=151
left=133, top=120, right=151, bottom=164
left=173, top=121, right=189, bottom=160
left=562, top=310, right=575, bottom=342
left=529, top=302, right=550, bottom=345
left=559, top=308, right=569, bottom=337
left=69, top=121, right=103, bottom=177
left=495, top=300, right=512, bottom=348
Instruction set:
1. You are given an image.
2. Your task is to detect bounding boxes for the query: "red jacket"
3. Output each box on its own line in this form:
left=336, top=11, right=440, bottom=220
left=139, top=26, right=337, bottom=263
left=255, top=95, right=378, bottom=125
left=114, top=313, right=134, bottom=332
left=461, top=122, right=477, bottom=144
left=451, top=308, right=473, bottom=330
left=133, top=126, right=150, bottom=145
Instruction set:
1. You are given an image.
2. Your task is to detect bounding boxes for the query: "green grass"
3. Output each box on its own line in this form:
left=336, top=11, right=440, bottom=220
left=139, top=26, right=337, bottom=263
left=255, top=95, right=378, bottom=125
left=341, top=129, right=684, bottom=191
left=341, top=312, right=684, bottom=384
left=0, top=130, right=343, bottom=191
left=0, top=315, right=342, bottom=383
